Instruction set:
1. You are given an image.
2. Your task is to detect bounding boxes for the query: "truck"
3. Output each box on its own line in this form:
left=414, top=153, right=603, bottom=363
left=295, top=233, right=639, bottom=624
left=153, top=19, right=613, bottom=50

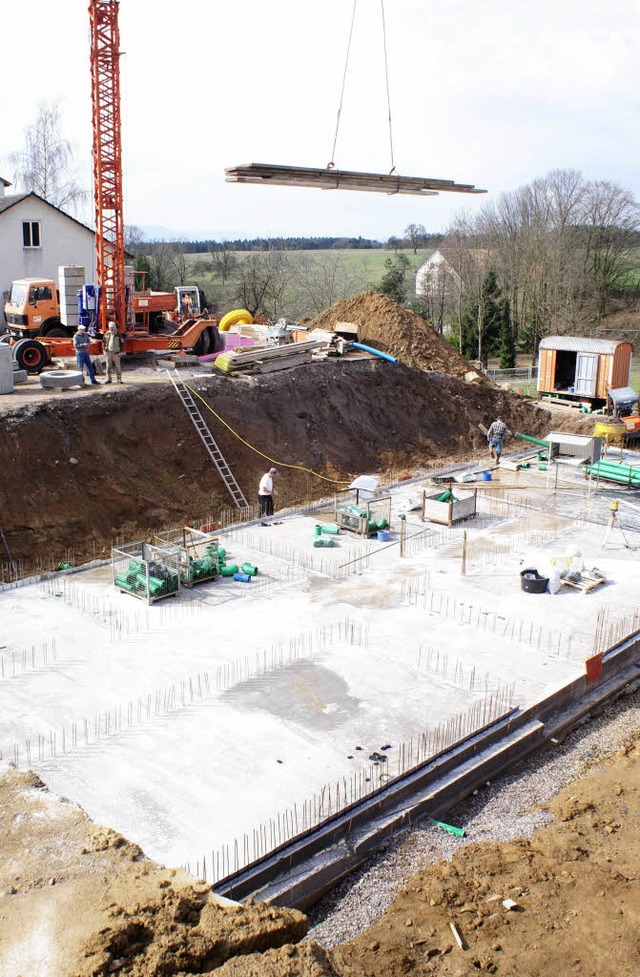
left=3, top=277, right=206, bottom=340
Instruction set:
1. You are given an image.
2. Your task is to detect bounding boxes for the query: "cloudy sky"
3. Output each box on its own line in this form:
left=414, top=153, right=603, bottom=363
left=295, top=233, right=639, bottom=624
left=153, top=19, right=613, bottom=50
left=1, top=0, right=638, bottom=240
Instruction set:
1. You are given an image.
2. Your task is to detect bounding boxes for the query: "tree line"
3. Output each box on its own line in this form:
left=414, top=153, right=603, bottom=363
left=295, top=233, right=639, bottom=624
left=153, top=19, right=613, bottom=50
left=416, top=169, right=640, bottom=366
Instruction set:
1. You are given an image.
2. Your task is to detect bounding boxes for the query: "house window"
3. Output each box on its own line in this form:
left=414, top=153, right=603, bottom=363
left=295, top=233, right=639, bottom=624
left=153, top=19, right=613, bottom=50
left=23, top=221, right=41, bottom=248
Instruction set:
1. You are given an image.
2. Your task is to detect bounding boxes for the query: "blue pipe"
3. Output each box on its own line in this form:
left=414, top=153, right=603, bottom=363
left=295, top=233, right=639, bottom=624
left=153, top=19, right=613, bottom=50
left=350, top=342, right=398, bottom=364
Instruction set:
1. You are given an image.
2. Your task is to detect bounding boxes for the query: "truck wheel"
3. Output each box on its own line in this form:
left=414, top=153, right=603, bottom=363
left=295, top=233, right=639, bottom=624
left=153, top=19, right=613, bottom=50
left=39, top=370, right=85, bottom=390
left=12, top=339, right=49, bottom=374
left=208, top=326, right=225, bottom=354
left=39, top=319, right=66, bottom=338
left=192, top=329, right=211, bottom=357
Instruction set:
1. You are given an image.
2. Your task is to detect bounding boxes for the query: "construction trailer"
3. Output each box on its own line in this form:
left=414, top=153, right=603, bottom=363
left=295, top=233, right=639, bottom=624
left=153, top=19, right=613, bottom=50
left=537, top=336, right=633, bottom=406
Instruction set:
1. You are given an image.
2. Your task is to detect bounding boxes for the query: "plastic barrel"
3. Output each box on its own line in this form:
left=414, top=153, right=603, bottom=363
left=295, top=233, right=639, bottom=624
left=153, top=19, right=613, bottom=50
left=377, top=530, right=390, bottom=542
left=482, top=471, right=492, bottom=481
left=233, top=572, right=252, bottom=583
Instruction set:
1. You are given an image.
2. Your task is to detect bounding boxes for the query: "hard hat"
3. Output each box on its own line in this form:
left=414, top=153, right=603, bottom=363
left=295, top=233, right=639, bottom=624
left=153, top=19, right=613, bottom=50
left=77, top=324, right=86, bottom=330
left=108, top=321, right=117, bottom=331
left=269, top=467, right=279, bottom=475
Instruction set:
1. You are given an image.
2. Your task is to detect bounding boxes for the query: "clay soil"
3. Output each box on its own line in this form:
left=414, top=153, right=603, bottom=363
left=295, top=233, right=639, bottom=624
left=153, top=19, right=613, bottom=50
left=2, top=727, right=639, bottom=977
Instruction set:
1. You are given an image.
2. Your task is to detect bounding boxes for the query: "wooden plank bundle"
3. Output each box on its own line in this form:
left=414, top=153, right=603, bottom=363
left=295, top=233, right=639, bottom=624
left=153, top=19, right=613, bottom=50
left=215, top=338, right=328, bottom=375
left=225, top=163, right=487, bottom=197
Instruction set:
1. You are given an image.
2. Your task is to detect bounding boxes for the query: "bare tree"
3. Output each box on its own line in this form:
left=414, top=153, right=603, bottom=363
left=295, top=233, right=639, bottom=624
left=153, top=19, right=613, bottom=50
left=9, top=101, right=87, bottom=214
left=124, top=224, right=146, bottom=255
left=404, top=223, right=427, bottom=254
left=211, top=242, right=237, bottom=283
left=147, top=241, right=175, bottom=292
left=580, top=179, right=640, bottom=318
left=232, top=252, right=294, bottom=319
left=171, top=241, right=191, bottom=286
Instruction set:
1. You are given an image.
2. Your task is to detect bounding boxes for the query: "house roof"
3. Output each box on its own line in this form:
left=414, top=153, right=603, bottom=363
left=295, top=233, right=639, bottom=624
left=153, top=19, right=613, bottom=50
left=0, top=191, right=94, bottom=236
left=0, top=177, right=12, bottom=188
left=539, top=336, right=630, bottom=354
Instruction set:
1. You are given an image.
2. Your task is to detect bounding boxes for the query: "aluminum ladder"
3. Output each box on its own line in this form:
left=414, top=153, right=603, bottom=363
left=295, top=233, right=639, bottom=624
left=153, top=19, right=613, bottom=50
left=167, top=371, right=249, bottom=508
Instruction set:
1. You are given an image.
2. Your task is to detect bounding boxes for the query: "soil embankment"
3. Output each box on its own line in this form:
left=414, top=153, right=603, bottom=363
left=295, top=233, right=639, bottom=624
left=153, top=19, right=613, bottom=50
left=0, top=360, right=553, bottom=567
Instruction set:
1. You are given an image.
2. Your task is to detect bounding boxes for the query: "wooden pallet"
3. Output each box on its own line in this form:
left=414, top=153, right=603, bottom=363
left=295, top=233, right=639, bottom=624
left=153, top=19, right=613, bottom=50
left=561, top=569, right=607, bottom=593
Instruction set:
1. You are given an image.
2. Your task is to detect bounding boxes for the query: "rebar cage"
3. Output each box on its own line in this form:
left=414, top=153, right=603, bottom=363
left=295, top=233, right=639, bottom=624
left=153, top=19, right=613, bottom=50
left=154, top=526, right=221, bottom=588
left=112, top=541, right=181, bottom=603
left=334, top=490, right=392, bottom=537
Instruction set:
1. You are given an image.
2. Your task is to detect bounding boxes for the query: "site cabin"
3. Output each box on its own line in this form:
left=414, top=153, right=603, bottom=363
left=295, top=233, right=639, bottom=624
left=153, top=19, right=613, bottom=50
left=537, top=336, right=633, bottom=407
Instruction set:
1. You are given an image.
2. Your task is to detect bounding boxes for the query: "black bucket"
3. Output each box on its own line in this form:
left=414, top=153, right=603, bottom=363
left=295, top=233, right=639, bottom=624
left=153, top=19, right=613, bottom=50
left=520, top=568, right=549, bottom=594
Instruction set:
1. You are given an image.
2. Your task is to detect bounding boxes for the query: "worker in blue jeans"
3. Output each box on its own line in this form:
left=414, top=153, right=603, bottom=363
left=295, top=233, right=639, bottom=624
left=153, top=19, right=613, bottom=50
left=73, top=325, right=100, bottom=385
left=487, top=415, right=510, bottom=462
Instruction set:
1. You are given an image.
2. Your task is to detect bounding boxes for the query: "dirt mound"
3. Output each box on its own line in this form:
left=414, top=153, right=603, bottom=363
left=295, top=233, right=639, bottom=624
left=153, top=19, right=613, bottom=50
left=306, top=291, right=482, bottom=380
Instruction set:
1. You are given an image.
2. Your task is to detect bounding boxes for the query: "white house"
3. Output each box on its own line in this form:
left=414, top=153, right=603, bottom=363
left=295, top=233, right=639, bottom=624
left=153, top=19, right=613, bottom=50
left=0, top=179, right=95, bottom=325
left=415, top=248, right=462, bottom=298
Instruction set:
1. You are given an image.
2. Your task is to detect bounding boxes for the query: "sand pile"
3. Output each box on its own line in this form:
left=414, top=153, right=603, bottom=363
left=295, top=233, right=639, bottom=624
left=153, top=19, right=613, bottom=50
left=306, top=291, right=483, bottom=381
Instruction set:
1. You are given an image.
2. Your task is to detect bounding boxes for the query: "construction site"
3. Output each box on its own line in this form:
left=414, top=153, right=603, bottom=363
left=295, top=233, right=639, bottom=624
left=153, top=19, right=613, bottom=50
left=2, top=2, right=640, bottom=977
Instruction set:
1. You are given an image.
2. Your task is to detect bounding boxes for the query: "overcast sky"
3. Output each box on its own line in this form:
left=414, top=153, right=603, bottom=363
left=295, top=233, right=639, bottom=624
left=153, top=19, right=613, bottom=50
left=1, top=0, right=638, bottom=241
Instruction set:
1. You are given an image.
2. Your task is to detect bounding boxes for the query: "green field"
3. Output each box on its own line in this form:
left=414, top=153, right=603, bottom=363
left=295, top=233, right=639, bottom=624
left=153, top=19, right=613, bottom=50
left=179, top=248, right=434, bottom=318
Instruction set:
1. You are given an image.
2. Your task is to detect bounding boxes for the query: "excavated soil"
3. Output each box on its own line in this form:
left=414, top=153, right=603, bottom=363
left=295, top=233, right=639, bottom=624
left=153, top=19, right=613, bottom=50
left=0, top=358, right=559, bottom=569
left=2, top=734, right=639, bottom=977
left=305, top=291, right=483, bottom=380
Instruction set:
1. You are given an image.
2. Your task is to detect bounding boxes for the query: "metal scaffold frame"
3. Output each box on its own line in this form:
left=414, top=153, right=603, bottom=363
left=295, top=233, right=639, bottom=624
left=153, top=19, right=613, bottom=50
left=89, top=0, right=126, bottom=333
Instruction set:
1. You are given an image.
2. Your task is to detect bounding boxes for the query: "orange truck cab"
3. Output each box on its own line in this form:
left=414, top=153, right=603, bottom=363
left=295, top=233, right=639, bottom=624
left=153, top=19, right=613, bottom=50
left=4, top=279, right=65, bottom=338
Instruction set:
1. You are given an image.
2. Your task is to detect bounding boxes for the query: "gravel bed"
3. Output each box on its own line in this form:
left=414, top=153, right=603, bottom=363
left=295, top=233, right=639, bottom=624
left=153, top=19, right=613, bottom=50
left=307, top=683, right=640, bottom=947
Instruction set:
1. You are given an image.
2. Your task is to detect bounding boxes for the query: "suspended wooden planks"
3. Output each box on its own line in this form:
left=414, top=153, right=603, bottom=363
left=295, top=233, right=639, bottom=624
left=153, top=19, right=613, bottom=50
left=225, top=163, right=486, bottom=197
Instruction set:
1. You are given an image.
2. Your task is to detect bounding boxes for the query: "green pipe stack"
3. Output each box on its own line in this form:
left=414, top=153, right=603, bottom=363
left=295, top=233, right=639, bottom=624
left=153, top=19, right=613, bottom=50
left=114, top=559, right=179, bottom=599
left=586, top=460, right=640, bottom=486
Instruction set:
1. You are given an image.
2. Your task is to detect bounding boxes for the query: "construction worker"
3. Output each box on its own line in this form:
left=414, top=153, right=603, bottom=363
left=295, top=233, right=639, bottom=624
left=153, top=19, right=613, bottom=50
left=487, top=415, right=510, bottom=462
left=258, top=467, right=278, bottom=524
left=73, top=325, right=100, bottom=385
left=103, top=321, right=124, bottom=384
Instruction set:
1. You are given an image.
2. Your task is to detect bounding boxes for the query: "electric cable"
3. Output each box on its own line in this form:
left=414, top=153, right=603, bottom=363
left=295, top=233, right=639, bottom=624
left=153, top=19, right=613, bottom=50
left=182, top=381, right=351, bottom=485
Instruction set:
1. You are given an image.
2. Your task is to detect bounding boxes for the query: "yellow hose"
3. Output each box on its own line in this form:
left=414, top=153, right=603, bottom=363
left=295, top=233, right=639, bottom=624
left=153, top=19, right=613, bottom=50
left=218, top=308, right=253, bottom=333
left=182, top=381, right=350, bottom=485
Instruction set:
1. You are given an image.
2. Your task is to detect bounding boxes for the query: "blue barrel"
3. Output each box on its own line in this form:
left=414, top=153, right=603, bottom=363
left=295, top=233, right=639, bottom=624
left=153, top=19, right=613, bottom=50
left=233, top=572, right=252, bottom=583
left=482, top=471, right=492, bottom=481
left=377, top=529, right=390, bottom=542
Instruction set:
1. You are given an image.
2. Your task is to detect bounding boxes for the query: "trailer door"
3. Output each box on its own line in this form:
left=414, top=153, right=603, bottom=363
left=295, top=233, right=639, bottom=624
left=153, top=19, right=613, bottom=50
left=574, top=353, right=597, bottom=396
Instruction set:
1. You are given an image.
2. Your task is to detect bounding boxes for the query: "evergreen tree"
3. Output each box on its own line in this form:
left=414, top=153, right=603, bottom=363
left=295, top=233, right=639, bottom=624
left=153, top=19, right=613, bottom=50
left=497, top=296, right=516, bottom=369
left=378, top=254, right=410, bottom=303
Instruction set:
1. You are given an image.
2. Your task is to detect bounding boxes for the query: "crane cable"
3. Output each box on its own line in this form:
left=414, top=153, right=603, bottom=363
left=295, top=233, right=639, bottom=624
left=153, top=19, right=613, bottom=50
left=380, top=0, right=396, bottom=175
left=181, top=381, right=351, bottom=485
left=328, top=0, right=358, bottom=169
left=327, top=0, right=397, bottom=176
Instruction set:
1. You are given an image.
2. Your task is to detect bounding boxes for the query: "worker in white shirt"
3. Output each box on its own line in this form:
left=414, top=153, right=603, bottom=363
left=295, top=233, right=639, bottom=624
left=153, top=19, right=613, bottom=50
left=258, top=467, right=278, bottom=524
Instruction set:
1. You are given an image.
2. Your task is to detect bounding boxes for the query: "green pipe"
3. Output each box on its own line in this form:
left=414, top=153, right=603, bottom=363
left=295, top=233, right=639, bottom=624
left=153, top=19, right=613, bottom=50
left=515, top=431, right=551, bottom=449
left=313, top=537, right=335, bottom=548
left=220, top=564, right=239, bottom=577
left=431, top=818, right=465, bottom=838
left=321, top=523, right=340, bottom=535
left=314, top=524, right=322, bottom=536
left=241, top=562, right=258, bottom=576
left=376, top=518, right=389, bottom=530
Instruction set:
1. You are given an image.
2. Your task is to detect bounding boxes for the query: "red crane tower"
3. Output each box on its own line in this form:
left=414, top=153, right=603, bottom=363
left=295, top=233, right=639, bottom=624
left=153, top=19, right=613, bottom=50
left=89, top=0, right=127, bottom=335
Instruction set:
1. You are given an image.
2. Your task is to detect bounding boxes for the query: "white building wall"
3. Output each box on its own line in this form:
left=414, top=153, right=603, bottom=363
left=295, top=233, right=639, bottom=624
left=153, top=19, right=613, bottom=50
left=0, top=196, right=95, bottom=325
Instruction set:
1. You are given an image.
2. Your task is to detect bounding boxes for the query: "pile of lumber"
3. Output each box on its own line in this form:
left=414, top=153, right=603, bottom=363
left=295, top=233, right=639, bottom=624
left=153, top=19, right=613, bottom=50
left=215, top=338, right=329, bottom=375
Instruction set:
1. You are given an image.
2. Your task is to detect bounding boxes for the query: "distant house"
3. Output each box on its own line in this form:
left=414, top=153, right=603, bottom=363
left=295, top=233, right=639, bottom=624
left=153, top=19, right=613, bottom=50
left=415, top=249, right=462, bottom=298
left=0, top=178, right=95, bottom=325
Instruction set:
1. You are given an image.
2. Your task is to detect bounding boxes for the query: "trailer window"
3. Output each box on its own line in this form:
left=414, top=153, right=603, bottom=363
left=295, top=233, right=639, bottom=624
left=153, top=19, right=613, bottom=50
left=22, top=221, right=41, bottom=248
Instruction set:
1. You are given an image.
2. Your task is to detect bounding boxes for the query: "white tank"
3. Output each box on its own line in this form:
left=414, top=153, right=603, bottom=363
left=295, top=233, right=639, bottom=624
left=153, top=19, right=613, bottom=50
left=0, top=345, right=14, bottom=394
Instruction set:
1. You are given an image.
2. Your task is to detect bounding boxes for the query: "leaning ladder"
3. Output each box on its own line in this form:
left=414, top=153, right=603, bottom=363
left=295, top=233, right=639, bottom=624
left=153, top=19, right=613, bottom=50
left=167, top=372, right=249, bottom=509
